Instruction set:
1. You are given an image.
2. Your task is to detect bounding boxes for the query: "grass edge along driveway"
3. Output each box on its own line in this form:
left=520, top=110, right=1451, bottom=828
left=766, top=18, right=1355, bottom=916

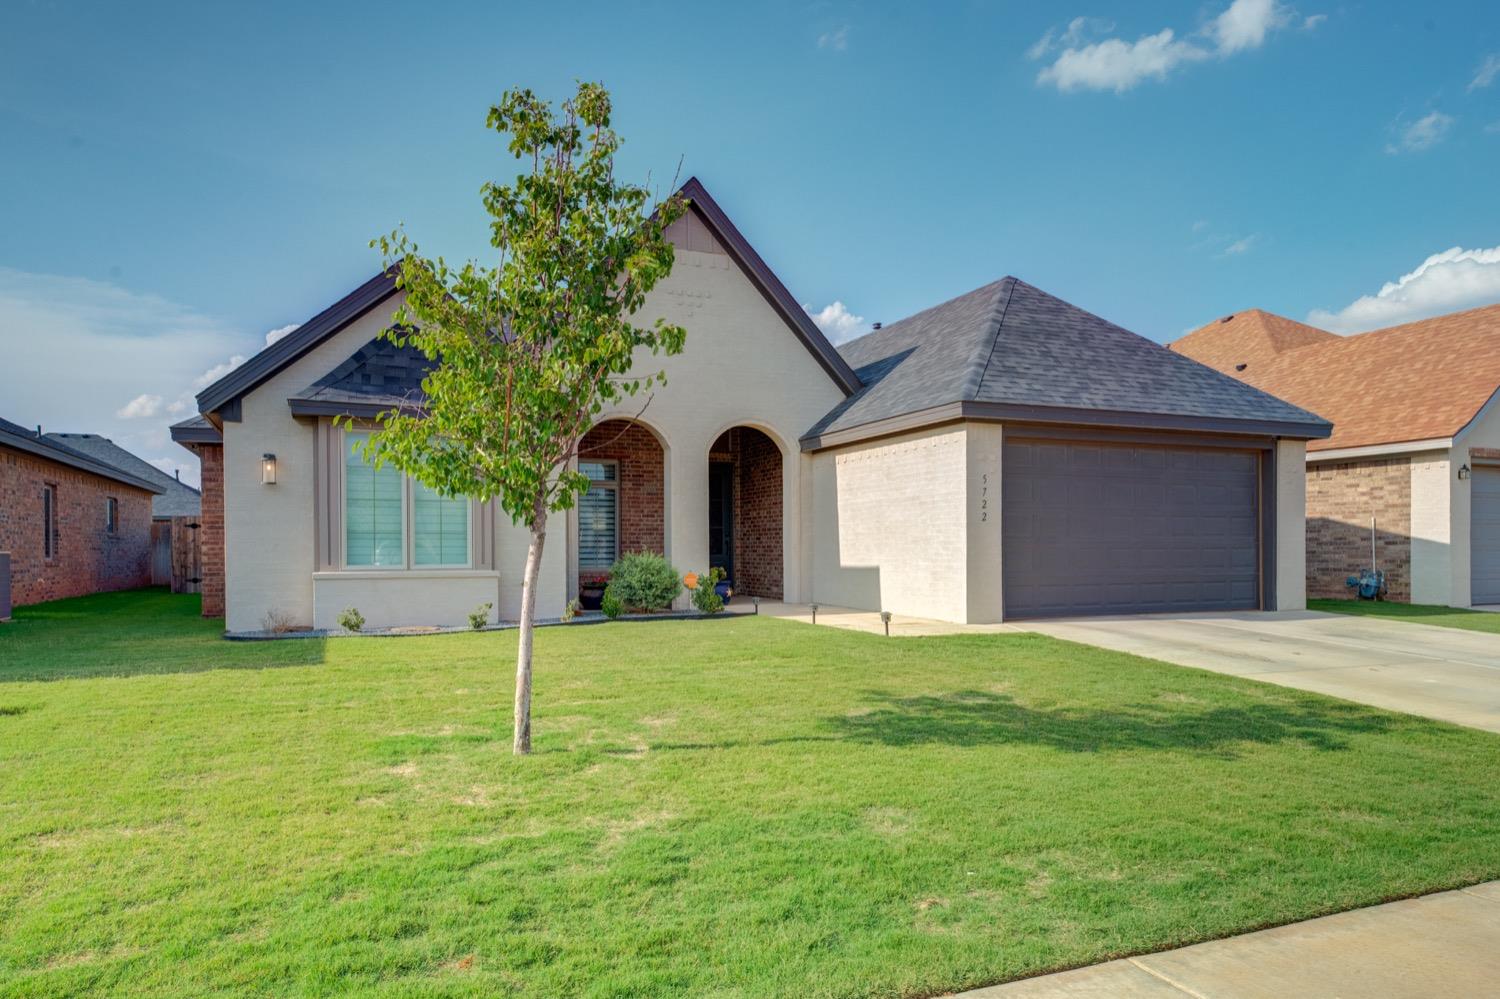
left=3, top=589, right=1500, bottom=998
left=1309, top=597, right=1500, bottom=635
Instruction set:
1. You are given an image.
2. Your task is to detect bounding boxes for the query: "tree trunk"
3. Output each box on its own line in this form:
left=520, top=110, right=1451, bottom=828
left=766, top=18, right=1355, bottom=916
left=514, top=504, right=548, bottom=755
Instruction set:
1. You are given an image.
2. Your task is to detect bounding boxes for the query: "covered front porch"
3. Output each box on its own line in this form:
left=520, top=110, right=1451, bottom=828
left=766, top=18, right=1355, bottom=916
left=566, top=418, right=790, bottom=608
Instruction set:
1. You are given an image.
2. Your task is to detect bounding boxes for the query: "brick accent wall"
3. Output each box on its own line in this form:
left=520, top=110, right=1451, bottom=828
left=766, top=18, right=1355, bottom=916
left=1305, top=457, right=1411, bottom=601
left=710, top=427, right=784, bottom=599
left=187, top=442, right=225, bottom=617
left=578, top=420, right=664, bottom=562
left=0, top=444, right=153, bottom=606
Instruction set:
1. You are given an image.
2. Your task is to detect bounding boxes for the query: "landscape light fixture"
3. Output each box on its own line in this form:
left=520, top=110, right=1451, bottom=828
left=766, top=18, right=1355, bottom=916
left=1458, top=464, right=1471, bottom=480
left=751, top=596, right=760, bottom=615
left=261, top=453, right=277, bottom=485
left=880, top=610, right=892, bottom=637
left=810, top=603, right=818, bottom=625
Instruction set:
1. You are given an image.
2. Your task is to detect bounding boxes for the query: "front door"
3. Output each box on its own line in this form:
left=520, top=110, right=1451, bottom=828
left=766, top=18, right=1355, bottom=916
left=708, top=462, right=734, bottom=582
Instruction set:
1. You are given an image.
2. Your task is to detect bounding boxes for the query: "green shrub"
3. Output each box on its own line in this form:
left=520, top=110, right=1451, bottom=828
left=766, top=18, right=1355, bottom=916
left=468, top=602, right=493, bottom=631
left=336, top=607, right=365, bottom=633
left=690, top=567, right=726, bottom=615
left=601, top=585, right=623, bottom=619
left=606, top=551, right=682, bottom=611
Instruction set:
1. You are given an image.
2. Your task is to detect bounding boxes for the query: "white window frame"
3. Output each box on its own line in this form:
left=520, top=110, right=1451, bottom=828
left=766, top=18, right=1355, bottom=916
left=577, top=459, right=620, bottom=571
left=340, top=429, right=473, bottom=571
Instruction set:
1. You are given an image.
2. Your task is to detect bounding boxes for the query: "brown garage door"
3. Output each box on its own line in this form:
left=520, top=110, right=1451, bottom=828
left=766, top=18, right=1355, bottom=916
left=1474, top=466, right=1500, bottom=606
left=1002, top=439, right=1262, bottom=618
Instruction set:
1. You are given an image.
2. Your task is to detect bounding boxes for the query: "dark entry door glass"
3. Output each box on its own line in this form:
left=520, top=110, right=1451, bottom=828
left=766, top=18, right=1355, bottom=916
left=708, top=462, right=734, bottom=581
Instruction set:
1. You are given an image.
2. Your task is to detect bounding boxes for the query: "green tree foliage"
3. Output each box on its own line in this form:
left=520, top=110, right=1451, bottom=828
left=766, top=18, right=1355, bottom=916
left=350, top=82, right=687, bottom=753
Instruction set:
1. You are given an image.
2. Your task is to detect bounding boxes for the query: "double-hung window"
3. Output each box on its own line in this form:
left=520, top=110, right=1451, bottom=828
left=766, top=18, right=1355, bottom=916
left=344, top=432, right=471, bottom=569
left=577, top=460, right=618, bottom=570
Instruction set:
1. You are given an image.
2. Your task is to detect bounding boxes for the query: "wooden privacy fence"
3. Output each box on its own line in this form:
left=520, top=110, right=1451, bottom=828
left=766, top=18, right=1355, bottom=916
left=152, top=517, right=203, bottom=594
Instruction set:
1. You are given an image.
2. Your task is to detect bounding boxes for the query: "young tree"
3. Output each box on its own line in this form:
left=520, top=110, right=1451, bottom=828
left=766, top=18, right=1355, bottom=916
left=354, top=82, right=687, bottom=754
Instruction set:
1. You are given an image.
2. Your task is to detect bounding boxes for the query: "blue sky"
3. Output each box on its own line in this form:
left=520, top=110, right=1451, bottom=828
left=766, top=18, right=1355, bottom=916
left=3, top=0, right=1498, bottom=484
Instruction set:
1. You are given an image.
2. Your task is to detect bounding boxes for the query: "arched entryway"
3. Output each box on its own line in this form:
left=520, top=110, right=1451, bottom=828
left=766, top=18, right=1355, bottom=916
left=575, top=419, right=667, bottom=603
left=707, top=426, right=783, bottom=600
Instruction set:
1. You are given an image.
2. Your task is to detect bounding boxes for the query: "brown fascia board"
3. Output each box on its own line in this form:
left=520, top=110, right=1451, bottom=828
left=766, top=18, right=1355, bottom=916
left=195, top=268, right=401, bottom=419
left=798, top=401, right=1333, bottom=452
left=0, top=426, right=165, bottom=493
left=676, top=178, right=863, bottom=396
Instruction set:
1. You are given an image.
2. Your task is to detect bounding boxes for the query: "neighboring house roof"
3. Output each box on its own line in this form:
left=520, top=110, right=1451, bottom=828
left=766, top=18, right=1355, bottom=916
left=1170, top=309, right=1337, bottom=374
left=287, top=336, right=430, bottom=416
left=1172, top=302, right=1500, bottom=452
left=170, top=414, right=222, bottom=444
left=0, top=417, right=163, bottom=494
left=194, top=178, right=862, bottom=425
left=802, top=277, right=1332, bottom=448
left=42, top=433, right=201, bottom=518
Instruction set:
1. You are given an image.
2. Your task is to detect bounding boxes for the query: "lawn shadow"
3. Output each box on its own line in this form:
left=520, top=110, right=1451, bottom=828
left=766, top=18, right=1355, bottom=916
left=826, top=689, right=1398, bottom=756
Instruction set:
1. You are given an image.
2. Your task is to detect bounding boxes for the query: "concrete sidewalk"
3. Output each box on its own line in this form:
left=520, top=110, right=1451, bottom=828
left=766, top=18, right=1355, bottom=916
left=957, top=881, right=1500, bottom=998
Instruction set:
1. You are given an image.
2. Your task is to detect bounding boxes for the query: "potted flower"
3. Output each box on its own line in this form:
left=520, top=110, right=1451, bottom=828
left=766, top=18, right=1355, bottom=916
left=578, top=571, right=609, bottom=610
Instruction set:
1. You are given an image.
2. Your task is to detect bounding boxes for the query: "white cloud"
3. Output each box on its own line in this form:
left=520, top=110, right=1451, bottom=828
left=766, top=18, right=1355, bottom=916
left=1469, top=53, right=1500, bottom=92
left=1307, top=246, right=1500, bottom=333
left=192, top=354, right=247, bottom=390
left=1038, top=29, right=1210, bottom=93
left=1385, top=111, right=1454, bottom=154
left=1220, top=234, right=1258, bottom=256
left=804, top=300, right=867, bottom=344
left=0, top=267, right=260, bottom=489
left=817, top=25, right=849, bottom=51
left=1209, top=0, right=1290, bottom=55
left=264, top=323, right=300, bottom=346
left=1033, top=0, right=1292, bottom=93
left=1302, top=13, right=1327, bottom=30
left=116, top=394, right=164, bottom=419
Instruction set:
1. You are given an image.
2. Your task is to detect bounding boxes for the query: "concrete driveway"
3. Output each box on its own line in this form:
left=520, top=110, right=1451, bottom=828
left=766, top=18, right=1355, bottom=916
left=1021, top=610, right=1500, bottom=733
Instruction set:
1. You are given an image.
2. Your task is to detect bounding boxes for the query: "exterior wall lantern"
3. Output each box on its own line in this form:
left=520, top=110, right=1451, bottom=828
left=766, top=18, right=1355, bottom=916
left=262, top=453, right=278, bottom=485
left=1458, top=464, right=1471, bottom=481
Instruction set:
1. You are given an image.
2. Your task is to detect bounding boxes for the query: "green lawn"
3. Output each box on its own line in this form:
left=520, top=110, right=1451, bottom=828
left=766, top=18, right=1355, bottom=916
left=4, top=590, right=1500, bottom=998
left=1310, top=598, right=1500, bottom=635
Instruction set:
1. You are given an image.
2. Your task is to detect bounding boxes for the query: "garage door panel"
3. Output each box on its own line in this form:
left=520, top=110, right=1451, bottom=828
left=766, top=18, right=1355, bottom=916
left=1474, top=467, right=1500, bottom=605
left=1004, top=440, right=1261, bottom=618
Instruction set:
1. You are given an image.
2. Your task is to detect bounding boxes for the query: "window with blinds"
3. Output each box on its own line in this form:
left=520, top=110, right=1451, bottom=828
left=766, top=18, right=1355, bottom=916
left=413, top=481, right=470, bottom=566
left=578, top=461, right=618, bottom=570
left=345, top=433, right=405, bottom=567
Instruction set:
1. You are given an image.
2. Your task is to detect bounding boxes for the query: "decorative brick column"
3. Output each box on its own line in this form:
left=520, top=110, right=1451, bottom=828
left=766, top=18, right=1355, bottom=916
left=188, top=442, right=225, bottom=618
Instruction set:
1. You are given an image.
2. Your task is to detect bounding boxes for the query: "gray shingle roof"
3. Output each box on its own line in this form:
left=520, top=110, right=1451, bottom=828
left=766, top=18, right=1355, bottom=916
left=0, top=417, right=164, bottom=494
left=43, top=434, right=201, bottom=518
left=170, top=414, right=221, bottom=443
left=804, top=278, right=1332, bottom=445
left=287, top=336, right=431, bottom=415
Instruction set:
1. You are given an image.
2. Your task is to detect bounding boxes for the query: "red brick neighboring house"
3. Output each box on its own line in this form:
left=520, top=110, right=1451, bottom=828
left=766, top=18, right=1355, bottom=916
left=0, top=416, right=163, bottom=608
left=1173, top=305, right=1500, bottom=607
